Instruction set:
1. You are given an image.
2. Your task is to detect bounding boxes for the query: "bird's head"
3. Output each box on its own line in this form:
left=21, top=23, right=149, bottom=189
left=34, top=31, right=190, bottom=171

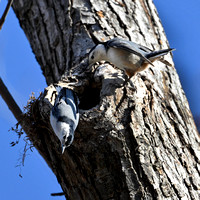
left=61, top=125, right=74, bottom=154
left=88, top=44, right=106, bottom=67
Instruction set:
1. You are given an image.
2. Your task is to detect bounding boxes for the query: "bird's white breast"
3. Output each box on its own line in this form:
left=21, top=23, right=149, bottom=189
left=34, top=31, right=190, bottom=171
left=106, top=48, right=141, bottom=70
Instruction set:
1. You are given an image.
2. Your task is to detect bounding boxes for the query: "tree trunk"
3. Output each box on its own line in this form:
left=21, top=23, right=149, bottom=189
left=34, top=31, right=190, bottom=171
left=12, top=0, right=200, bottom=199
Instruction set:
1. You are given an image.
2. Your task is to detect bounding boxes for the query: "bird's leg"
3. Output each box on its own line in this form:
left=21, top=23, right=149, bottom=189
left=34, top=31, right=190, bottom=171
left=123, top=76, right=131, bottom=87
left=116, top=70, right=136, bottom=110
left=122, top=69, right=135, bottom=87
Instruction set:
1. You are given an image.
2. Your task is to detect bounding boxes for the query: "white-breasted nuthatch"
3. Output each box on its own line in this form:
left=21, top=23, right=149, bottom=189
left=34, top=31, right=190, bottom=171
left=88, top=37, right=175, bottom=78
left=50, top=87, right=79, bottom=154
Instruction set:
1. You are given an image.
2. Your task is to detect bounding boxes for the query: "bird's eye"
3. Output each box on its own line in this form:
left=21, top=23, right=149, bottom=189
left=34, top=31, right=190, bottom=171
left=91, top=55, right=94, bottom=59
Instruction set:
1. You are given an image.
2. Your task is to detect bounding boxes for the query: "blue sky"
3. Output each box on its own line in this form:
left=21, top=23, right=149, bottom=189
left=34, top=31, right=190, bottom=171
left=154, top=0, right=200, bottom=117
left=0, top=1, right=199, bottom=199
left=0, top=1, right=64, bottom=200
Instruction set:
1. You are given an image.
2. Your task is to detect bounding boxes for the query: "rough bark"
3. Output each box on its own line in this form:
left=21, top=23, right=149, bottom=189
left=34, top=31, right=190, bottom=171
left=11, top=0, right=200, bottom=199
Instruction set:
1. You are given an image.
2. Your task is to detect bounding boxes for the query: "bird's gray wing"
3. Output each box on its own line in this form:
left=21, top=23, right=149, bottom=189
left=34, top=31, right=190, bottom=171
left=52, top=88, right=79, bottom=128
left=135, top=43, right=152, bottom=53
left=52, top=90, right=72, bottom=118
left=65, top=89, right=79, bottom=121
left=105, top=38, right=154, bottom=66
left=52, top=99, right=71, bottom=121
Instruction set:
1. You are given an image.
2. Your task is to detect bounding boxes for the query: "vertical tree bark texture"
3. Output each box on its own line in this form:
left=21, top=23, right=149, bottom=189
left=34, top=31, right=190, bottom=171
left=12, top=0, right=200, bottom=199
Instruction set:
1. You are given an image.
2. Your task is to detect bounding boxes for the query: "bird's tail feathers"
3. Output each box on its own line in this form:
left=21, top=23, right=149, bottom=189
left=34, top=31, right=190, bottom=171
left=146, top=48, right=175, bottom=60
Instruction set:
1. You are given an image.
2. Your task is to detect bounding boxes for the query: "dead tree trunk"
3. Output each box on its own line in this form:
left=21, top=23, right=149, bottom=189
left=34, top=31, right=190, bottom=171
left=11, top=0, right=200, bottom=199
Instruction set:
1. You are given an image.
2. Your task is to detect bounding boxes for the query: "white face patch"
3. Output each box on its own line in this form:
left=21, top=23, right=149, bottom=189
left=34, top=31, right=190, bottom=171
left=61, top=123, right=70, bottom=138
left=89, top=51, right=95, bottom=64
left=88, top=44, right=106, bottom=65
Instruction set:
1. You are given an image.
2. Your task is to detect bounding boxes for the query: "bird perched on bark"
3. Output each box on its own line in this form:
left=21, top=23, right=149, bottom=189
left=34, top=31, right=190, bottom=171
left=50, top=87, right=79, bottom=154
left=88, top=37, right=175, bottom=78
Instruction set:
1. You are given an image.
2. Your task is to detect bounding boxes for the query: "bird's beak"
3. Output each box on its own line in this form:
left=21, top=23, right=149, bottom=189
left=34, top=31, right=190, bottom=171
left=88, top=61, right=95, bottom=68
left=61, top=145, right=66, bottom=154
